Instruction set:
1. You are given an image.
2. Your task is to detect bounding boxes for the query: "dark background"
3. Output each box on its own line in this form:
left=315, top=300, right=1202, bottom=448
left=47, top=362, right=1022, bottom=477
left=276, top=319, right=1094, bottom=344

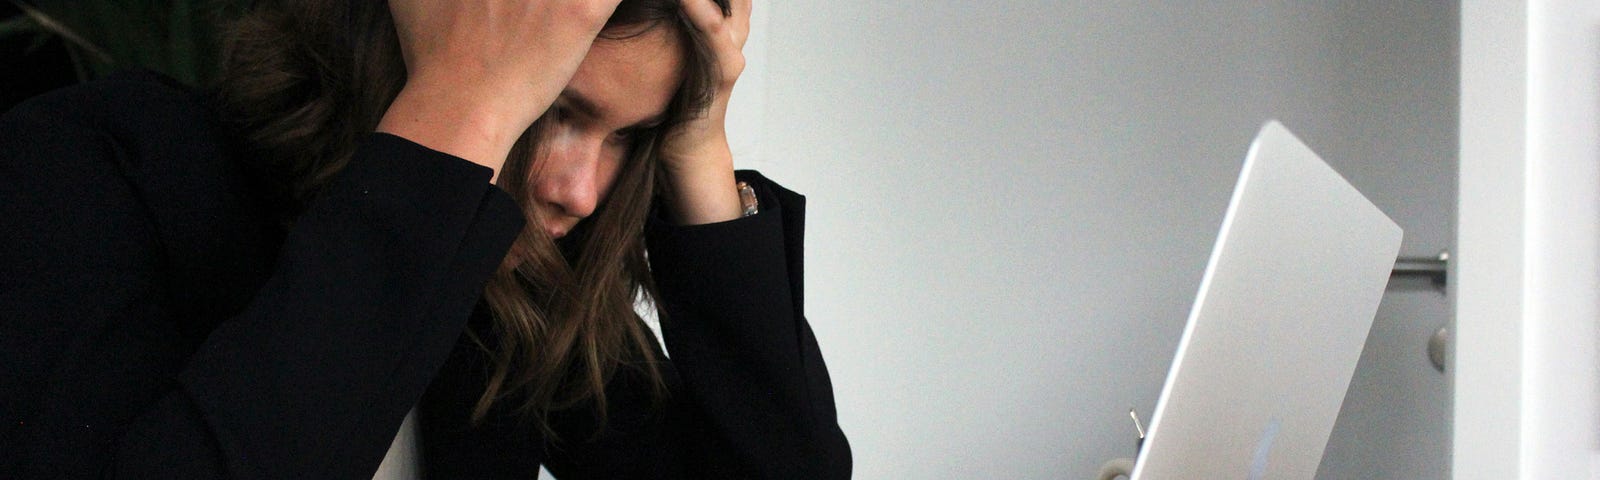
left=1, top=3, right=77, bottom=112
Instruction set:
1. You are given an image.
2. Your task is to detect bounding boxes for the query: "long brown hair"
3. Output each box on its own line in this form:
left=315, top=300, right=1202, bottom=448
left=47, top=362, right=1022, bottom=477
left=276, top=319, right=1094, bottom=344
left=213, top=0, right=728, bottom=437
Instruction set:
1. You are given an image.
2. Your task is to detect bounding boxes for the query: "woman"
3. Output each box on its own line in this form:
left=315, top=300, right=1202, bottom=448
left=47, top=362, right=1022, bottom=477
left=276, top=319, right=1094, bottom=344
left=0, top=0, right=850, bottom=478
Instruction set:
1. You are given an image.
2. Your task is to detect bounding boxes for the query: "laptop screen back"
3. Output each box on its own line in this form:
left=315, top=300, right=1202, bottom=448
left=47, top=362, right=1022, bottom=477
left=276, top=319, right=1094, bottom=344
left=1130, top=121, right=1402, bottom=479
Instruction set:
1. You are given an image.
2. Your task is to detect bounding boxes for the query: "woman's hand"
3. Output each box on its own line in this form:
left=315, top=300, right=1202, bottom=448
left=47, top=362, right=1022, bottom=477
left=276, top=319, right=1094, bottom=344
left=658, top=0, right=752, bottom=225
left=377, top=0, right=624, bottom=178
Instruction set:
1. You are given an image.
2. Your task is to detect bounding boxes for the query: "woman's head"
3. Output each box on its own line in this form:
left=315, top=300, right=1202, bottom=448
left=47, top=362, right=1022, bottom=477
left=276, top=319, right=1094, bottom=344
left=481, top=0, right=730, bottom=434
left=509, top=0, right=727, bottom=240
left=215, top=0, right=724, bottom=213
left=513, top=15, right=689, bottom=242
left=214, top=0, right=731, bottom=436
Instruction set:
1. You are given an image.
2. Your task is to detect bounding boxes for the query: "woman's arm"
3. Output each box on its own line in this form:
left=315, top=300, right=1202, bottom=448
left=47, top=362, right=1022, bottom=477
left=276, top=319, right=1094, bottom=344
left=0, top=81, right=524, bottom=478
left=377, top=0, right=624, bottom=179
left=655, top=0, right=750, bottom=226
left=540, top=173, right=852, bottom=479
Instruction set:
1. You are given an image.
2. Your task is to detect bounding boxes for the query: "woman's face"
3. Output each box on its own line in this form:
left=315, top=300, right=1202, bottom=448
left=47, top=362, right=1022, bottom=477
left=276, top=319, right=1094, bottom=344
left=525, top=27, right=685, bottom=239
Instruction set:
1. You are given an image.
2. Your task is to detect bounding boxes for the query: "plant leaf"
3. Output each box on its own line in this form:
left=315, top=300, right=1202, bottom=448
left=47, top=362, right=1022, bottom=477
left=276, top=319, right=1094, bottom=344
left=6, top=0, right=253, bottom=85
left=0, top=14, right=44, bottom=40
left=9, top=2, right=111, bottom=64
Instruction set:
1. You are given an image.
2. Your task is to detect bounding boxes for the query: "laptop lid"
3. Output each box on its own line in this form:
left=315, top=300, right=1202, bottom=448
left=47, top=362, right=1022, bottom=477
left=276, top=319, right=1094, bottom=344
left=1129, top=121, right=1402, bottom=479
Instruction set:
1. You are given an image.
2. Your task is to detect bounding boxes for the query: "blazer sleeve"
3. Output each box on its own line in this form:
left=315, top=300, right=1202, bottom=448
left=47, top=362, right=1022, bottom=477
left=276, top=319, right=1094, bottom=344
left=0, top=94, right=524, bottom=480
left=539, top=171, right=852, bottom=479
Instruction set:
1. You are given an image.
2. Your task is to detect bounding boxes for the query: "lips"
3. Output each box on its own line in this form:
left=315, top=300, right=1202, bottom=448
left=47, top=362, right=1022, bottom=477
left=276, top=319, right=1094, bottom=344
left=543, top=217, right=581, bottom=240
left=533, top=203, right=580, bottom=239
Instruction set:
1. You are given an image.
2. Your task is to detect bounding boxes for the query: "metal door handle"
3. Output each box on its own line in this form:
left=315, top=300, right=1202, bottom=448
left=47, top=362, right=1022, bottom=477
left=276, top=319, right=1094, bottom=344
left=1392, top=250, right=1449, bottom=285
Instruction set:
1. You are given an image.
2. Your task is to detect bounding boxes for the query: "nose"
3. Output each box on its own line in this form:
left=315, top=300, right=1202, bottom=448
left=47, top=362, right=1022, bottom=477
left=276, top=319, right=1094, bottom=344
left=538, top=135, right=604, bottom=220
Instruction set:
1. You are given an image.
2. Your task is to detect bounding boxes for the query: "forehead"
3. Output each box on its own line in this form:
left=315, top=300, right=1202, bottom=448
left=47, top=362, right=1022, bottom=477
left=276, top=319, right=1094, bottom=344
left=565, top=27, right=685, bottom=126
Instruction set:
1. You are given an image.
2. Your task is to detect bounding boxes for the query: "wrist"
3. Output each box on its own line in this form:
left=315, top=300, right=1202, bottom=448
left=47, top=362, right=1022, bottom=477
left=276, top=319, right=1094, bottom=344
left=375, top=82, right=538, bottom=179
left=661, top=139, right=741, bottom=225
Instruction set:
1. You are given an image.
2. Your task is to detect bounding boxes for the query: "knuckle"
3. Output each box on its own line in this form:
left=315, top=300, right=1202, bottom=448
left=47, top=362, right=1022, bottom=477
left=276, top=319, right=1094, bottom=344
left=566, top=1, right=611, bottom=25
left=724, top=54, right=746, bottom=77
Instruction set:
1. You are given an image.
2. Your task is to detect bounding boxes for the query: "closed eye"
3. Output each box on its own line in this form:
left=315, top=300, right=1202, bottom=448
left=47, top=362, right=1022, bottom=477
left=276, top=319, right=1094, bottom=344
left=608, top=123, right=663, bottom=146
left=608, top=128, right=638, bottom=145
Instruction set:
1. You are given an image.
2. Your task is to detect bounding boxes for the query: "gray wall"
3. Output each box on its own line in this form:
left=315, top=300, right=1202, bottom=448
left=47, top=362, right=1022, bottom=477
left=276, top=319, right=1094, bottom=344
left=740, top=2, right=1458, bottom=478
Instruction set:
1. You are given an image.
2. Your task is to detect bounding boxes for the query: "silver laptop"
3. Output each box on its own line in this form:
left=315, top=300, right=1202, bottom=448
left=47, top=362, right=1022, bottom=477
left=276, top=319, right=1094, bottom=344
left=1130, top=121, right=1402, bottom=479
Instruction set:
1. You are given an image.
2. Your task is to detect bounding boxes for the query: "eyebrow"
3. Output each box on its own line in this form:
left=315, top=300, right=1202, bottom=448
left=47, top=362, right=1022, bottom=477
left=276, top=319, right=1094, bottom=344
left=557, top=89, right=669, bottom=132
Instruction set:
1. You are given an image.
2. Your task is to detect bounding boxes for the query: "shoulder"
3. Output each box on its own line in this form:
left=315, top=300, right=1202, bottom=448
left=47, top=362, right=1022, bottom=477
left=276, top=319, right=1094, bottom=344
left=2, top=70, right=238, bottom=177
left=2, top=66, right=269, bottom=214
left=1, top=71, right=279, bottom=306
left=4, top=69, right=215, bottom=130
left=2, top=69, right=267, bottom=212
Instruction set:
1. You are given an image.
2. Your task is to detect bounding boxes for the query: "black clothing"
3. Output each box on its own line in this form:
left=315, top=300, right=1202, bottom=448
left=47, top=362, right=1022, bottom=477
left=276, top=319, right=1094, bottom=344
left=0, top=71, right=849, bottom=479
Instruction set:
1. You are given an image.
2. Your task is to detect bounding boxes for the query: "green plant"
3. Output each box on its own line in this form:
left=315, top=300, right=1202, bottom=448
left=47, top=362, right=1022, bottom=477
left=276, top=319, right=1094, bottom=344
left=0, top=0, right=247, bottom=86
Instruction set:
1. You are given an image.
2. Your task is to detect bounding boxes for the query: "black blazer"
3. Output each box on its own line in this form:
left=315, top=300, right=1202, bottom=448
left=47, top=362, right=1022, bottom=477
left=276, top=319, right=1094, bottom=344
left=0, top=72, right=849, bottom=479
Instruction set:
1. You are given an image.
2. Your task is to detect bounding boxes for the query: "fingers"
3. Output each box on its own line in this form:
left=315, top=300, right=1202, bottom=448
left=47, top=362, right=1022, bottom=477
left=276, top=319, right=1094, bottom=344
left=734, top=0, right=752, bottom=26
left=679, top=0, right=751, bottom=49
left=730, top=0, right=751, bottom=47
left=679, top=0, right=725, bottom=33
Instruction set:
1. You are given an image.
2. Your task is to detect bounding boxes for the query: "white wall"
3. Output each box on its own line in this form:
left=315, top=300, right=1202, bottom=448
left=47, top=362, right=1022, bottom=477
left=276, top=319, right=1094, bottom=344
left=743, top=2, right=1457, bottom=478
left=1524, top=2, right=1600, bottom=477
left=1455, top=2, right=1526, bottom=477
left=1457, top=1, right=1600, bottom=478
